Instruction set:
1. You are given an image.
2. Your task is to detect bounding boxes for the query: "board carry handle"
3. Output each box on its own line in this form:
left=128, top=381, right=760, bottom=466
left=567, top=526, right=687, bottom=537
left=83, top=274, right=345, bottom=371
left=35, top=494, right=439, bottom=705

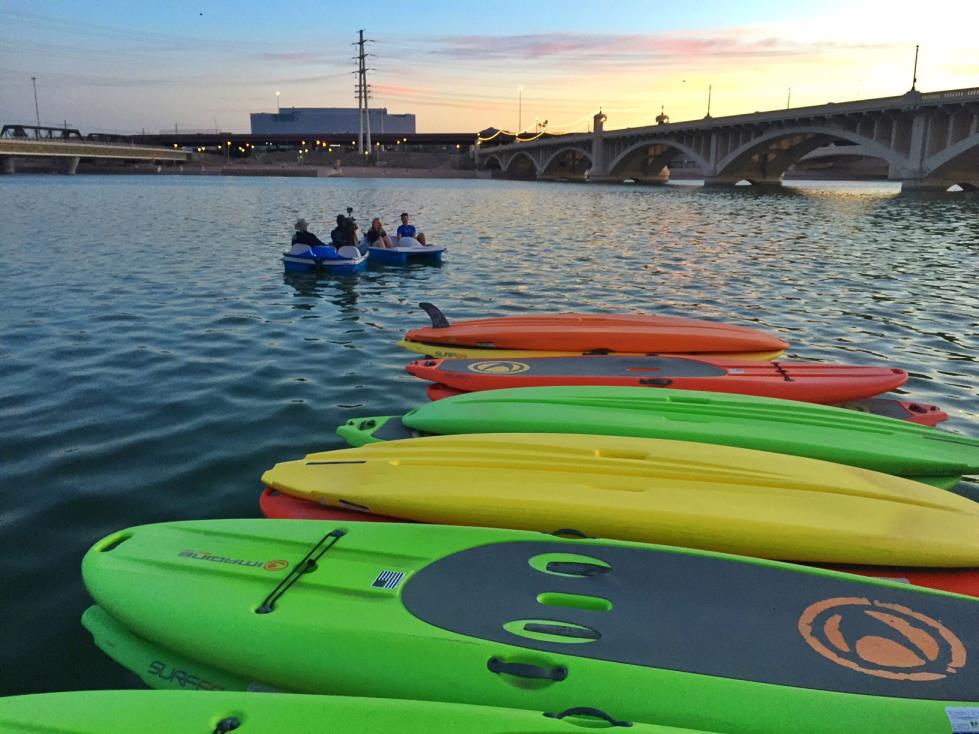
left=213, top=717, right=242, bottom=733
left=545, top=561, right=611, bottom=577
left=524, top=622, right=601, bottom=640
left=638, top=378, right=672, bottom=386
left=419, top=302, right=450, bottom=328
left=544, top=708, right=632, bottom=728
left=487, top=656, right=568, bottom=681
left=549, top=528, right=593, bottom=539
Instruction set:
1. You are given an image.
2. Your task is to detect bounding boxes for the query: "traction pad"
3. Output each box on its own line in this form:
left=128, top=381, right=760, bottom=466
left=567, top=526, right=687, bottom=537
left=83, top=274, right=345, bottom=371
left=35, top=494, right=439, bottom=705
left=401, top=540, right=978, bottom=700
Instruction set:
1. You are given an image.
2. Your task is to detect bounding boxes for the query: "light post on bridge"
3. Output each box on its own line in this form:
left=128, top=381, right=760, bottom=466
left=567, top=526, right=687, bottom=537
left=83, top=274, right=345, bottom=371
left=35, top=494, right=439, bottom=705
left=275, top=91, right=281, bottom=113
left=31, top=76, right=40, bottom=128
left=518, top=86, right=523, bottom=132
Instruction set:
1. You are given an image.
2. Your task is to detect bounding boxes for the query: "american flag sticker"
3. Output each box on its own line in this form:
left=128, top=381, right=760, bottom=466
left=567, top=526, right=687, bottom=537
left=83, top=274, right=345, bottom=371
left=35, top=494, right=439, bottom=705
left=372, top=570, right=405, bottom=589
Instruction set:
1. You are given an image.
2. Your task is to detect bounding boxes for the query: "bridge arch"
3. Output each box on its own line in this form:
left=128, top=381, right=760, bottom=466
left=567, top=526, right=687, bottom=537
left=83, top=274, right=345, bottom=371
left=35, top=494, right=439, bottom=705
left=923, top=131, right=979, bottom=183
left=503, top=151, right=539, bottom=178
left=713, top=126, right=907, bottom=184
left=539, top=145, right=592, bottom=178
left=481, top=154, right=503, bottom=171
left=607, top=139, right=711, bottom=178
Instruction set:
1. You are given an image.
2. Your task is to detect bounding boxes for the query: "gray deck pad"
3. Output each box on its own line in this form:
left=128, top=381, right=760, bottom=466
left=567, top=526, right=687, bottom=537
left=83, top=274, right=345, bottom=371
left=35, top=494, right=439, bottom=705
left=401, top=540, right=977, bottom=700
left=438, top=357, right=728, bottom=378
left=371, top=417, right=417, bottom=441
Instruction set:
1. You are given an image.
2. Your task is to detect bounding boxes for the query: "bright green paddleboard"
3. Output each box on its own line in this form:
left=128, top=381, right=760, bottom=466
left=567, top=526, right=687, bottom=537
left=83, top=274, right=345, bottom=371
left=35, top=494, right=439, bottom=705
left=0, top=690, right=711, bottom=733
left=336, top=386, right=979, bottom=488
left=82, top=604, right=278, bottom=692
left=83, top=519, right=979, bottom=734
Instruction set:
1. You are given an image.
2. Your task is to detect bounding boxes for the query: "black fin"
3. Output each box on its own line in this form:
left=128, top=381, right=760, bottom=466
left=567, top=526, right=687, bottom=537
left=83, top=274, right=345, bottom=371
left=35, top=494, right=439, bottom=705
left=419, top=302, right=450, bottom=329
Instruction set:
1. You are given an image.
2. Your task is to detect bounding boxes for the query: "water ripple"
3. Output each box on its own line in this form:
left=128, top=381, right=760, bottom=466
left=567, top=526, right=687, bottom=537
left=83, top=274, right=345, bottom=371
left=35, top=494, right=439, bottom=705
left=0, top=175, right=977, bottom=694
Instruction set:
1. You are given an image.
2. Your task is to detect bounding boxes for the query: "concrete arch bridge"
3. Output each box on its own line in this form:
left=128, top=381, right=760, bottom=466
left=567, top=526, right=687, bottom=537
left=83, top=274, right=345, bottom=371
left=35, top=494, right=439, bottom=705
left=476, top=87, right=979, bottom=192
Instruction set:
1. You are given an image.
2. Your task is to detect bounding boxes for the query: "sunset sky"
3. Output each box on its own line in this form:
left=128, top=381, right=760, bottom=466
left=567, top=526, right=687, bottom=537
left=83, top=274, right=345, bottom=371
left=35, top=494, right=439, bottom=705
left=1, top=1, right=977, bottom=134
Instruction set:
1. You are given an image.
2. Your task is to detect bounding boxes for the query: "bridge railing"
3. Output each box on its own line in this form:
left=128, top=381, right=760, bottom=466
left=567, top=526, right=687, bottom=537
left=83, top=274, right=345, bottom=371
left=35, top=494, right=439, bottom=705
left=920, top=87, right=979, bottom=102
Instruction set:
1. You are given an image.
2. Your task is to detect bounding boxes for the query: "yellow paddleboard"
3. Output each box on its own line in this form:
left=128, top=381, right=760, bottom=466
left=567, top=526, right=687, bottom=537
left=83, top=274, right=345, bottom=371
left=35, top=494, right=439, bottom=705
left=262, top=433, right=979, bottom=567
left=263, top=433, right=979, bottom=567
left=397, top=339, right=785, bottom=362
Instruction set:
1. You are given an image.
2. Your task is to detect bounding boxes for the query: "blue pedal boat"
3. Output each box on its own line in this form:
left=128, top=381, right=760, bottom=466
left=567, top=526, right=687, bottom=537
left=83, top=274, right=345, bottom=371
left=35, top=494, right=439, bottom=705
left=367, top=237, right=445, bottom=267
left=283, top=245, right=368, bottom=274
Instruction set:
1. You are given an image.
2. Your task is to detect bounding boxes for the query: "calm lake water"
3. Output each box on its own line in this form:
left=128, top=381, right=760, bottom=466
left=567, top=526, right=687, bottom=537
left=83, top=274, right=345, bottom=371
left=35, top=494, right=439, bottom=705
left=1, top=175, right=977, bottom=695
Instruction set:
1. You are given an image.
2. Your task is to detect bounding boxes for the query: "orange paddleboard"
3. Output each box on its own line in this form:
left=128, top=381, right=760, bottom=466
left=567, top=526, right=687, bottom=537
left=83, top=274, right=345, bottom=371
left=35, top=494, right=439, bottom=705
left=405, top=303, right=787, bottom=356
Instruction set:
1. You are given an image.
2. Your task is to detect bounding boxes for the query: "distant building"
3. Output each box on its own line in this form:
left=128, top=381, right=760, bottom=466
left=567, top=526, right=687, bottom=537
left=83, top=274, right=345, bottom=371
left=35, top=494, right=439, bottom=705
left=250, top=107, right=415, bottom=135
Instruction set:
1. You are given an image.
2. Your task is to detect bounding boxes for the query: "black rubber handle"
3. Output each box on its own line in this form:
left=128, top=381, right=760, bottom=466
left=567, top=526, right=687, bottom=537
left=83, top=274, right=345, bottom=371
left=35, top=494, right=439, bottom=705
left=545, top=561, right=611, bottom=577
left=544, top=708, right=632, bottom=727
left=524, top=622, right=600, bottom=640
left=487, top=657, right=567, bottom=681
left=638, top=378, right=672, bottom=386
left=548, top=528, right=593, bottom=539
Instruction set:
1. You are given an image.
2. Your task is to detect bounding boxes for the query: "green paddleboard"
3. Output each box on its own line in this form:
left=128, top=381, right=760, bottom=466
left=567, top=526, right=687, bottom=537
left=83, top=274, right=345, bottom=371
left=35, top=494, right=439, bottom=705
left=83, top=519, right=979, bottom=734
left=82, top=604, right=278, bottom=692
left=336, top=386, right=979, bottom=488
left=0, top=690, right=711, bottom=733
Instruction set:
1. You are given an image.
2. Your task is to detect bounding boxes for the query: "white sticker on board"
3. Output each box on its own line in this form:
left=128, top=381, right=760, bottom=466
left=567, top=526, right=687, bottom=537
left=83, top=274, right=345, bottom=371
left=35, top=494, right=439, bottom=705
left=947, top=707, right=979, bottom=733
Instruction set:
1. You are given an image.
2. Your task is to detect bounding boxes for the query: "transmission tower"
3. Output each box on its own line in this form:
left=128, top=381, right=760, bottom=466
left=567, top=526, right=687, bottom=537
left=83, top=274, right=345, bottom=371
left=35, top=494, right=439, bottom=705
left=354, top=30, right=375, bottom=156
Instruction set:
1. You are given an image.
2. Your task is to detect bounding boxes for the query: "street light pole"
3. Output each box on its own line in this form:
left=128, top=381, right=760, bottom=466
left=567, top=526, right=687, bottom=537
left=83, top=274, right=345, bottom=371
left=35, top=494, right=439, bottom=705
left=275, top=91, right=281, bottom=113
left=706, top=84, right=712, bottom=118
left=31, top=76, right=40, bottom=127
left=911, top=44, right=919, bottom=91
left=518, top=86, right=523, bottom=132
left=786, top=86, right=791, bottom=109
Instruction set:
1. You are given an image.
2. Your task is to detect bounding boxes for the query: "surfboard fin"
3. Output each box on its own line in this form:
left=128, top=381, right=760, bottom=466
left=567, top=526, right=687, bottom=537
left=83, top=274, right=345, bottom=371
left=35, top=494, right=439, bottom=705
left=419, top=302, right=450, bottom=329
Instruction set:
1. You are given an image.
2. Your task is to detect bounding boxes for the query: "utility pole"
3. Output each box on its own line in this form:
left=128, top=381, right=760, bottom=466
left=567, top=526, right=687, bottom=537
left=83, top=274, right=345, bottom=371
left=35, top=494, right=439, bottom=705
left=31, top=76, right=40, bottom=127
left=354, top=30, right=374, bottom=156
left=911, top=44, right=919, bottom=91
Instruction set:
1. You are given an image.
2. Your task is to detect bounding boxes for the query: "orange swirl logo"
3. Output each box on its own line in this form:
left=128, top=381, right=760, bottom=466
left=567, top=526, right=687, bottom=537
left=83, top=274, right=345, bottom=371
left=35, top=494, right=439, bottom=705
left=467, top=360, right=530, bottom=374
left=798, top=597, right=966, bottom=681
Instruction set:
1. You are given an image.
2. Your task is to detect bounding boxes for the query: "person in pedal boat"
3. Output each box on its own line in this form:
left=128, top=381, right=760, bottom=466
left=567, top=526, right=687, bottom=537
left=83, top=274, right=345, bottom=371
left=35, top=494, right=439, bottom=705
left=330, top=214, right=359, bottom=247
left=365, top=218, right=395, bottom=249
left=288, top=218, right=327, bottom=254
left=291, top=219, right=326, bottom=246
left=396, top=212, right=427, bottom=245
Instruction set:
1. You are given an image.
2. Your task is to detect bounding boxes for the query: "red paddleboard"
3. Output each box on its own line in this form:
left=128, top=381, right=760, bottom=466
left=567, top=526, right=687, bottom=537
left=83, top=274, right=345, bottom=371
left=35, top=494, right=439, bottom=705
left=427, top=383, right=948, bottom=426
left=405, top=302, right=787, bottom=355
left=819, top=564, right=979, bottom=599
left=427, top=382, right=466, bottom=401
left=259, top=489, right=978, bottom=598
left=407, top=356, right=908, bottom=404
left=838, top=398, right=949, bottom=427
left=259, top=487, right=405, bottom=522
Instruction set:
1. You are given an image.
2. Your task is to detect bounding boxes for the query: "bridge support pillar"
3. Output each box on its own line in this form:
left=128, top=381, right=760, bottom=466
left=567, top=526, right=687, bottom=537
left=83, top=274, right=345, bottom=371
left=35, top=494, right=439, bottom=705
left=66, top=156, right=80, bottom=175
left=587, top=111, right=608, bottom=181
left=0, top=156, right=14, bottom=174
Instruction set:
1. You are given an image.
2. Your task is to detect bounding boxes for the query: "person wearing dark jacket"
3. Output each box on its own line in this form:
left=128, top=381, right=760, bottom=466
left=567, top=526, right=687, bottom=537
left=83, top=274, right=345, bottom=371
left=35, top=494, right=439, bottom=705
left=291, top=218, right=325, bottom=246
left=330, top=214, right=358, bottom=247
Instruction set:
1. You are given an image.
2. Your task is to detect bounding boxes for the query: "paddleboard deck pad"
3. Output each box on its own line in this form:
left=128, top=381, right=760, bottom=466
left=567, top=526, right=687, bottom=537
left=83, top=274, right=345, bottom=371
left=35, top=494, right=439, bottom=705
left=83, top=520, right=979, bottom=734
left=407, top=356, right=908, bottom=404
